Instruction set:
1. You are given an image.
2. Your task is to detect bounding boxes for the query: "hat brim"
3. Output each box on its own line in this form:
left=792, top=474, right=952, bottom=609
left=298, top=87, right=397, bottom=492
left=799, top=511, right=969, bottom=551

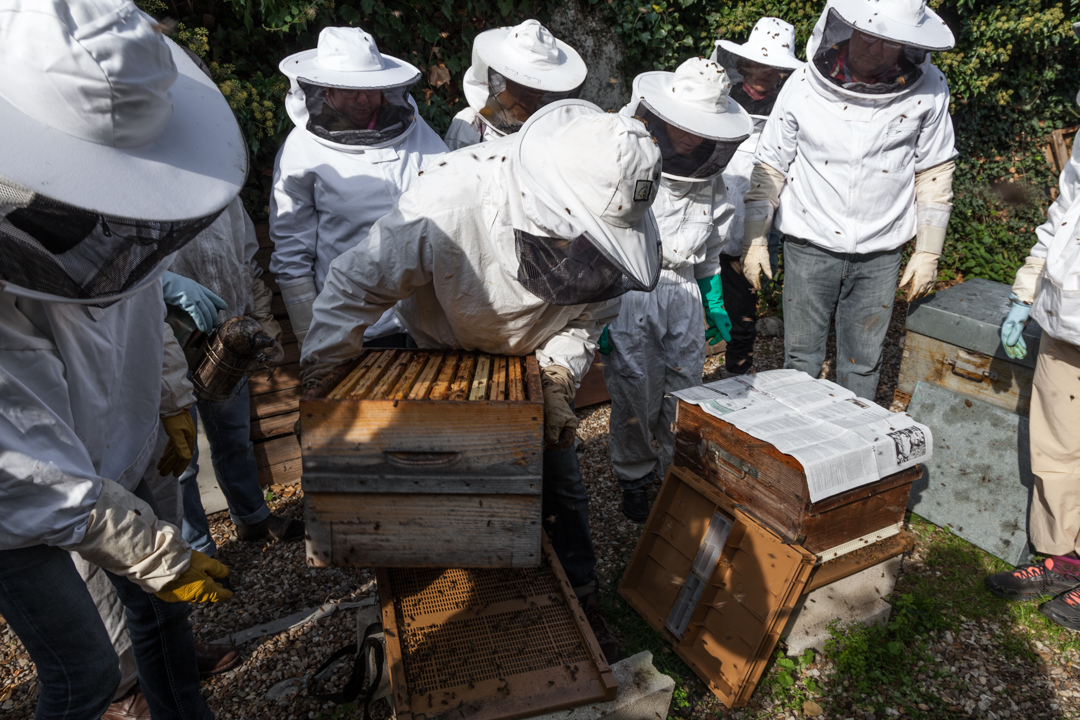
left=0, top=37, right=246, bottom=222
left=830, top=0, right=955, bottom=51
left=715, top=39, right=805, bottom=71
left=280, top=48, right=420, bottom=89
left=633, top=72, right=754, bottom=141
left=474, top=27, right=587, bottom=93
left=516, top=99, right=660, bottom=289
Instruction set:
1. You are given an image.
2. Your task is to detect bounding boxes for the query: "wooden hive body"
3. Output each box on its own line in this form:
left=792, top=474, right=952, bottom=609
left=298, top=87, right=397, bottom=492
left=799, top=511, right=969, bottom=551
left=301, top=349, right=544, bottom=569
left=672, top=401, right=917, bottom=554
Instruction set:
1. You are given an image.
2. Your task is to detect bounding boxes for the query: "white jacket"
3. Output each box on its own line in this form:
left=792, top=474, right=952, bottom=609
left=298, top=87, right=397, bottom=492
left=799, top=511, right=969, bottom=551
left=444, top=106, right=505, bottom=150
left=1031, top=138, right=1080, bottom=346
left=718, top=120, right=766, bottom=256
left=300, top=137, right=621, bottom=385
left=269, top=107, right=448, bottom=293
left=754, top=60, right=956, bottom=254
left=653, top=177, right=732, bottom=281
left=0, top=284, right=169, bottom=549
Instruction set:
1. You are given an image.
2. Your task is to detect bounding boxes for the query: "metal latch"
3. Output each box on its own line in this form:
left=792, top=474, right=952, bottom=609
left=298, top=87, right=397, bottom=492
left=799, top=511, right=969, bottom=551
left=708, top=441, right=759, bottom=480
left=944, top=351, right=998, bottom=383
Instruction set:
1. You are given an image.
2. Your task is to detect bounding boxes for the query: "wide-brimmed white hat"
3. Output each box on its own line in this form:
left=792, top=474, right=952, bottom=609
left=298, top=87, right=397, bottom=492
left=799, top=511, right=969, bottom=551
left=632, top=58, right=754, bottom=141
left=280, top=26, right=420, bottom=89
left=826, top=0, right=954, bottom=51
left=516, top=100, right=662, bottom=289
left=715, top=17, right=804, bottom=71
left=464, top=19, right=587, bottom=111
left=0, top=0, right=246, bottom=221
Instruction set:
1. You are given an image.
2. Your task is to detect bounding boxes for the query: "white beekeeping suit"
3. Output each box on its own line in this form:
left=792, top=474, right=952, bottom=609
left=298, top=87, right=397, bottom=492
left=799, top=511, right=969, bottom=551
left=270, top=26, right=447, bottom=346
left=444, top=19, right=587, bottom=150
left=603, top=58, right=752, bottom=521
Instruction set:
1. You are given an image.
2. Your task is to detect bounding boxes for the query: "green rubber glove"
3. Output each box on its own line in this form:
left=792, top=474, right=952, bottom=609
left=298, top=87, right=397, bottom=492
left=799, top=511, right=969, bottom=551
left=598, top=326, right=614, bottom=355
left=697, top=275, right=731, bottom=345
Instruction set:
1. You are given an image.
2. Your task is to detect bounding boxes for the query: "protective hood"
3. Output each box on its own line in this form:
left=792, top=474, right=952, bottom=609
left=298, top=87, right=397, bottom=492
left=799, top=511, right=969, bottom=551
left=464, top=19, right=587, bottom=136
left=514, top=100, right=663, bottom=303
left=807, top=0, right=953, bottom=98
left=626, top=58, right=752, bottom=182
left=0, top=0, right=246, bottom=222
left=1075, top=22, right=1080, bottom=106
left=712, top=17, right=804, bottom=117
left=286, top=81, right=419, bottom=149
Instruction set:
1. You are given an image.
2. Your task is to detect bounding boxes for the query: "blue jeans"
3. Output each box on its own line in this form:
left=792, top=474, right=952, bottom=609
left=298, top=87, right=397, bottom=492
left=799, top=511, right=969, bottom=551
left=0, top=483, right=212, bottom=720
left=542, top=434, right=598, bottom=596
left=782, top=238, right=903, bottom=401
left=179, top=383, right=270, bottom=556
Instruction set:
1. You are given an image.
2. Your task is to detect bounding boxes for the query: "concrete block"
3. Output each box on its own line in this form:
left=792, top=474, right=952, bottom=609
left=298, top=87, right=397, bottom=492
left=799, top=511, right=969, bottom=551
left=527, top=651, right=675, bottom=720
left=781, top=556, right=903, bottom=656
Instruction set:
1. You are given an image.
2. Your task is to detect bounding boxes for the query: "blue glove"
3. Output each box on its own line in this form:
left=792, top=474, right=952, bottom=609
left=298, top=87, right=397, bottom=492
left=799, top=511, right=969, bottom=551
left=161, top=271, right=227, bottom=333
left=697, top=276, right=731, bottom=345
left=598, top=326, right=614, bottom=355
left=1001, top=293, right=1032, bottom=360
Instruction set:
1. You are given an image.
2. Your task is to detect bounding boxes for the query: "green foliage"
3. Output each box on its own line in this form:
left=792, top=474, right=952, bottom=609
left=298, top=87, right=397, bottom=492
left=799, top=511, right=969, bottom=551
left=759, top=647, right=820, bottom=713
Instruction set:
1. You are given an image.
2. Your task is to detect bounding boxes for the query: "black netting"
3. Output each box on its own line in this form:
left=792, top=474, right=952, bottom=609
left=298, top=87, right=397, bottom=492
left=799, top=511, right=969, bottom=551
left=0, top=192, right=221, bottom=306
left=713, top=49, right=794, bottom=117
left=479, top=69, right=584, bottom=135
left=300, top=81, right=416, bottom=146
left=635, top=105, right=744, bottom=181
left=813, top=8, right=926, bottom=95
left=514, top=229, right=660, bottom=306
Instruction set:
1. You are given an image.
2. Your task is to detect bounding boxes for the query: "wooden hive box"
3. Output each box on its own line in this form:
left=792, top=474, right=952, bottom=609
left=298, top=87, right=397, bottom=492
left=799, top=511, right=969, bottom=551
left=672, top=401, right=918, bottom=555
left=301, top=349, right=544, bottom=569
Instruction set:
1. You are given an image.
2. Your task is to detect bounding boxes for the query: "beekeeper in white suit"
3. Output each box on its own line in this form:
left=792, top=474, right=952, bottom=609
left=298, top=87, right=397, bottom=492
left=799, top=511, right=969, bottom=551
left=742, top=0, right=957, bottom=401
left=985, top=23, right=1080, bottom=631
left=444, top=19, right=587, bottom=150
left=301, top=100, right=664, bottom=663
left=0, top=2, right=240, bottom=717
left=271, top=26, right=446, bottom=347
left=711, top=18, right=804, bottom=376
left=600, top=57, right=751, bottom=522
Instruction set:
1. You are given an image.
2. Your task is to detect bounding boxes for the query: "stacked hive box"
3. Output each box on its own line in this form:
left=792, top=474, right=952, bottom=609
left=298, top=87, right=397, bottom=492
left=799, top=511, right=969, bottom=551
left=301, top=349, right=544, bottom=569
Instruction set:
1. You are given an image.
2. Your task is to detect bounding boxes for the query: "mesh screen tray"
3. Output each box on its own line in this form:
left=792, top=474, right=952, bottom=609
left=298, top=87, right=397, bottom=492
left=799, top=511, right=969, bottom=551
left=377, top=534, right=617, bottom=720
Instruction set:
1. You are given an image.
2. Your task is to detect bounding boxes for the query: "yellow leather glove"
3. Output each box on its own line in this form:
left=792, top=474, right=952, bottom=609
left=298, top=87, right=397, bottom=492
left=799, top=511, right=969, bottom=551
left=155, top=551, right=233, bottom=603
left=158, top=410, right=196, bottom=477
left=541, top=364, right=578, bottom=448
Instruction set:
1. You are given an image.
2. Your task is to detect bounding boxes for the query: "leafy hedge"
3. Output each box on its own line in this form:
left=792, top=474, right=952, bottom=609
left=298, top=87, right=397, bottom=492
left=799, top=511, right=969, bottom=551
left=144, top=0, right=1078, bottom=284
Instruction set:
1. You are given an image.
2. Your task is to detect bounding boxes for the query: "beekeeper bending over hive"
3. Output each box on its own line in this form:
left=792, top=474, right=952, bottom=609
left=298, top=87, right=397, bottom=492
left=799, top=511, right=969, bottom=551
left=444, top=19, right=587, bottom=149
left=271, top=26, right=446, bottom=348
left=985, top=23, right=1080, bottom=631
left=0, top=2, right=238, bottom=716
left=301, top=101, right=665, bottom=662
left=742, top=0, right=957, bottom=401
left=600, top=57, right=751, bottom=522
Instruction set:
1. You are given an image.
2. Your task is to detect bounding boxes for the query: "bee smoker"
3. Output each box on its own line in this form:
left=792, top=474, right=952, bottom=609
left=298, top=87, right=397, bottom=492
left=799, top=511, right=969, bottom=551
left=190, top=315, right=279, bottom=402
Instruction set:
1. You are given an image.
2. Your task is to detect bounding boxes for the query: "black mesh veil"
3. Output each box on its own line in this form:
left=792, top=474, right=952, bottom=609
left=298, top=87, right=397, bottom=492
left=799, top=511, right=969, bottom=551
left=813, top=8, right=927, bottom=95
left=299, top=80, right=418, bottom=146
left=479, top=69, right=584, bottom=136
left=0, top=178, right=221, bottom=306
left=633, top=103, right=744, bottom=181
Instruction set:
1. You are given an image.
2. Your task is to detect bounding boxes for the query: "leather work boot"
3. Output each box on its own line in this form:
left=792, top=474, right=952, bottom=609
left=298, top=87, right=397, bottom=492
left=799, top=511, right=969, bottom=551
left=580, top=593, right=620, bottom=664
left=985, top=557, right=1080, bottom=600
left=236, top=514, right=305, bottom=543
left=196, top=641, right=240, bottom=677
left=102, top=687, right=150, bottom=720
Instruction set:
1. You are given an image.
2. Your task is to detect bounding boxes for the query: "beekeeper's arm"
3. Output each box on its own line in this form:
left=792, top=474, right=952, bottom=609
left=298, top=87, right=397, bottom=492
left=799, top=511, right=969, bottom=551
left=158, top=324, right=196, bottom=477
left=899, top=80, right=959, bottom=301
left=269, top=146, right=320, bottom=346
left=744, top=89, right=798, bottom=289
left=299, top=207, right=435, bottom=386
left=239, top=203, right=284, bottom=344
left=535, top=298, right=621, bottom=446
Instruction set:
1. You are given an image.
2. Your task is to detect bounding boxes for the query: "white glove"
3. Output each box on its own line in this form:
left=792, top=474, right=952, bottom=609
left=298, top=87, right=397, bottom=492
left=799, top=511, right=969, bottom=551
left=740, top=230, right=773, bottom=290
left=741, top=163, right=786, bottom=290
left=63, top=479, right=191, bottom=594
left=280, top=278, right=317, bottom=347
left=1011, top=255, right=1046, bottom=305
left=251, top=275, right=283, bottom=344
left=900, top=161, right=955, bottom=302
left=898, top=249, right=941, bottom=302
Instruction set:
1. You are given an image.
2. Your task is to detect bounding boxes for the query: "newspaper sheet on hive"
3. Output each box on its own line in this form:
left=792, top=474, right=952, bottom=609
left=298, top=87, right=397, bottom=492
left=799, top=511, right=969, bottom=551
left=671, top=370, right=932, bottom=502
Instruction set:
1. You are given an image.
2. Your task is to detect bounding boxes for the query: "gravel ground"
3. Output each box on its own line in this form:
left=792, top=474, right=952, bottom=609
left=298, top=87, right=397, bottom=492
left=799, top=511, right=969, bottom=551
left=4, top=300, right=1076, bottom=719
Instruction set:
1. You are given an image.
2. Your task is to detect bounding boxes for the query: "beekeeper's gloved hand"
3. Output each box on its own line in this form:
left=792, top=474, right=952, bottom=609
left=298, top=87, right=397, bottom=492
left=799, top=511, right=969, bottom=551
left=1001, top=294, right=1032, bottom=360
left=162, top=271, right=227, bottom=333
left=697, top=276, right=731, bottom=345
left=158, top=410, right=196, bottom=477
left=598, top=326, right=614, bottom=355
left=541, top=364, right=578, bottom=448
left=155, top=551, right=233, bottom=603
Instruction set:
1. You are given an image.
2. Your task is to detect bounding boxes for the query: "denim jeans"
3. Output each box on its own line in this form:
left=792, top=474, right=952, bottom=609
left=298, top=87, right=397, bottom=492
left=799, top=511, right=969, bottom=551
left=542, top=429, right=598, bottom=596
left=0, top=483, right=212, bottom=720
left=179, top=382, right=270, bottom=556
left=782, top=237, right=903, bottom=401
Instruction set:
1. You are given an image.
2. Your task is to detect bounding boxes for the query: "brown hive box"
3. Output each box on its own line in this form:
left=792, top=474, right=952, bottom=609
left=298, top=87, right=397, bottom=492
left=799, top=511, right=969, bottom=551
left=378, top=533, right=617, bottom=720
left=672, top=401, right=918, bottom=554
left=301, top=349, right=543, bottom=569
left=619, top=466, right=815, bottom=708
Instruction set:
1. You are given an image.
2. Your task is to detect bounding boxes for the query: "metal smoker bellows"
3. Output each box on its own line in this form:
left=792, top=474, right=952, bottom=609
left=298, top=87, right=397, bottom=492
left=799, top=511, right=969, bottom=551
left=191, top=315, right=277, bottom=402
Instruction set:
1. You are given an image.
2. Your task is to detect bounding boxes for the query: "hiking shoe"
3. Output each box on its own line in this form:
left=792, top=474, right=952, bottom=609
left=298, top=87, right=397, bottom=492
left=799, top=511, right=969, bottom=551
left=1041, top=586, right=1080, bottom=631
left=236, top=514, right=305, bottom=543
left=985, top=556, right=1080, bottom=600
left=580, top=593, right=620, bottom=664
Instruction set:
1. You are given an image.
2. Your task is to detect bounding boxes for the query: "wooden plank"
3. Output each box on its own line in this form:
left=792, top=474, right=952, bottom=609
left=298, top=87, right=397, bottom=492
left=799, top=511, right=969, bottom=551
left=251, top=386, right=302, bottom=420
left=254, top=434, right=301, bottom=468
left=328, top=353, right=377, bottom=399
left=427, top=353, right=460, bottom=400
left=405, top=354, right=441, bottom=400
left=508, top=355, right=524, bottom=401
left=468, top=354, right=491, bottom=401
left=389, top=353, right=427, bottom=400
left=524, top=355, right=543, bottom=402
left=448, top=354, right=477, bottom=401
left=346, top=351, right=393, bottom=399
left=804, top=531, right=915, bottom=593
left=489, top=356, right=506, bottom=401
left=251, top=411, right=299, bottom=441
left=247, top=363, right=300, bottom=397
left=368, top=352, right=412, bottom=400
left=575, top=358, right=610, bottom=408
left=256, top=456, right=302, bottom=487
